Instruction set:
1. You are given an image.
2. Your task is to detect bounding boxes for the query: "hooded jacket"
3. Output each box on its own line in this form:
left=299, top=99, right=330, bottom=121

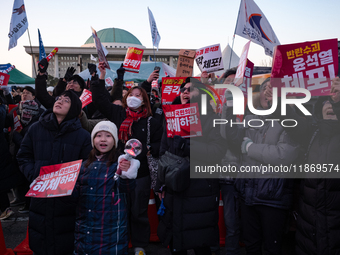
left=17, top=110, right=92, bottom=255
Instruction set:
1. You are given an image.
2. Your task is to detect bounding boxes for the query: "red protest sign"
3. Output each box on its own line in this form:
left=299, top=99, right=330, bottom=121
left=271, top=38, right=338, bottom=96
left=0, top=72, right=10, bottom=86
left=151, top=79, right=158, bottom=88
left=123, top=47, right=144, bottom=73
left=8, top=104, right=17, bottom=113
left=26, top=160, right=82, bottom=198
left=13, top=110, right=23, bottom=132
left=234, top=40, right=251, bottom=87
left=238, top=59, right=254, bottom=95
left=79, top=89, right=92, bottom=108
left=125, top=81, right=134, bottom=89
left=105, top=77, right=114, bottom=87
left=161, top=77, right=186, bottom=105
left=162, top=103, right=202, bottom=138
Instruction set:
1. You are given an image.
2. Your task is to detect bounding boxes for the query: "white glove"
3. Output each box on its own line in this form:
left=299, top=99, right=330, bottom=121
left=118, top=154, right=140, bottom=179
left=1, top=86, right=10, bottom=96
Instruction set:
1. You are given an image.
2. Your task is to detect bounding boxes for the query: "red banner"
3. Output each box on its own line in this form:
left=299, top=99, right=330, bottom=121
left=0, top=72, right=10, bottom=86
left=163, top=103, right=202, bottom=138
left=26, top=160, right=82, bottom=198
left=79, top=89, right=92, bottom=108
left=105, top=77, right=114, bottom=87
left=13, top=110, right=23, bottom=132
left=123, top=47, right=144, bottom=73
left=151, top=79, right=158, bottom=88
left=161, top=77, right=186, bottom=105
left=271, top=38, right=338, bottom=96
left=125, top=81, right=134, bottom=89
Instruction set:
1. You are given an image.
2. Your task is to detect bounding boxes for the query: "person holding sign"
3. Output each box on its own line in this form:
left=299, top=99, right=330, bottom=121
left=73, top=121, right=138, bottom=255
left=17, top=90, right=92, bottom=255
left=91, top=62, right=163, bottom=255
left=157, top=78, right=225, bottom=254
left=265, top=77, right=340, bottom=255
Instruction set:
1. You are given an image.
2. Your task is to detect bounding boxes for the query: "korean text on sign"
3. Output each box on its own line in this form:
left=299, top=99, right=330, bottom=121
left=195, top=44, right=224, bottom=73
left=26, top=160, right=82, bottom=198
left=161, top=77, right=186, bottom=105
left=123, top=47, right=144, bottom=73
left=162, top=103, right=202, bottom=138
left=271, top=39, right=338, bottom=96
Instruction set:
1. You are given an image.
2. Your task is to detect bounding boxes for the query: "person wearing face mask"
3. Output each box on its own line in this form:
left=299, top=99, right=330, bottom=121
left=265, top=77, right=340, bottom=255
left=91, top=62, right=163, bottom=255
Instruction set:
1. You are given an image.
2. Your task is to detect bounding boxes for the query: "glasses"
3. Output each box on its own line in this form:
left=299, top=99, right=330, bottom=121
left=55, top=96, right=71, bottom=104
left=180, top=86, right=192, bottom=93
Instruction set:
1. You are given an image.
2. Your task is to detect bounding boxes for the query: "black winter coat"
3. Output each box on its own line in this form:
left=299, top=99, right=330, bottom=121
left=280, top=97, right=340, bottom=255
left=91, top=78, right=163, bottom=178
left=17, top=110, right=92, bottom=255
left=157, top=96, right=225, bottom=251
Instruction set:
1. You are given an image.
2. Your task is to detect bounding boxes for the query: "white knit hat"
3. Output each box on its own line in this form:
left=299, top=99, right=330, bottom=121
left=91, top=121, right=118, bottom=148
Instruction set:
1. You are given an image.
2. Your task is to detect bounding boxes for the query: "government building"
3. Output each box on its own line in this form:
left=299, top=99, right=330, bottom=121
left=24, top=27, right=180, bottom=78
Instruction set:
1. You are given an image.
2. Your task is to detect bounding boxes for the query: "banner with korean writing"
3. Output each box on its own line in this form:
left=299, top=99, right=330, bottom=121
left=0, top=73, right=10, bottom=86
left=161, top=77, right=186, bottom=104
left=13, top=110, right=23, bottom=132
left=26, top=160, right=82, bottom=198
left=163, top=103, right=202, bottom=138
left=123, top=47, right=144, bottom=73
left=8, top=0, right=28, bottom=50
left=79, top=89, right=92, bottom=108
left=271, top=38, right=338, bottom=96
left=125, top=81, right=134, bottom=89
left=91, top=27, right=110, bottom=69
left=234, top=40, right=251, bottom=86
left=238, top=59, right=254, bottom=95
left=105, top=77, right=114, bottom=87
left=195, top=44, right=224, bottom=73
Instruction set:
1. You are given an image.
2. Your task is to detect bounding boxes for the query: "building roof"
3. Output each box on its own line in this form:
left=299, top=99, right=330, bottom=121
left=84, top=28, right=143, bottom=46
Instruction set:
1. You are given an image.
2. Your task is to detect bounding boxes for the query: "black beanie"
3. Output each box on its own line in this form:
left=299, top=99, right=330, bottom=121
left=59, top=90, right=82, bottom=122
left=23, top=86, right=35, bottom=96
left=69, top=75, right=85, bottom=90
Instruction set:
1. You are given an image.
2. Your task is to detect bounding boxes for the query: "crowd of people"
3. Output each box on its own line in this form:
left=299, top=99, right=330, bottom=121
left=0, top=57, right=339, bottom=255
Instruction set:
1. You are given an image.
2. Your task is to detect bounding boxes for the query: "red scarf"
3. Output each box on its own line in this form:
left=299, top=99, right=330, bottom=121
left=119, top=107, right=148, bottom=143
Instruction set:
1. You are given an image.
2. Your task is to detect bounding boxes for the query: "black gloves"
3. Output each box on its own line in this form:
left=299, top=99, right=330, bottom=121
left=88, top=63, right=97, bottom=75
left=64, top=67, right=76, bottom=81
left=38, top=58, right=48, bottom=73
left=117, top=64, right=125, bottom=80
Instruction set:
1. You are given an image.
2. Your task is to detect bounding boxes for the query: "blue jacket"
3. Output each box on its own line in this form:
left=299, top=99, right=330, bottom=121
left=17, top=109, right=92, bottom=255
left=73, top=159, right=135, bottom=255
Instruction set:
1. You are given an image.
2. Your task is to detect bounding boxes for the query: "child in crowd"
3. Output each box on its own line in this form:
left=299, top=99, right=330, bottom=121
left=73, top=121, right=139, bottom=255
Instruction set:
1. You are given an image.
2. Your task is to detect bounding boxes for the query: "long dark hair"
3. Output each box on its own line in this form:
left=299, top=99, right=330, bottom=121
left=84, top=146, right=120, bottom=168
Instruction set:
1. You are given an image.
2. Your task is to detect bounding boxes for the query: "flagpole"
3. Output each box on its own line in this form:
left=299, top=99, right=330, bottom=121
left=229, top=0, right=243, bottom=69
left=27, top=28, right=37, bottom=76
left=153, top=46, right=156, bottom=66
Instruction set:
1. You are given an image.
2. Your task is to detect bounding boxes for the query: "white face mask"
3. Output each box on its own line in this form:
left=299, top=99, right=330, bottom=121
left=127, top=96, right=143, bottom=109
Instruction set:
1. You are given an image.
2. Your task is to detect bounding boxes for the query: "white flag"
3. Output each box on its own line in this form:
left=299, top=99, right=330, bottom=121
left=235, top=0, right=280, bottom=56
left=8, top=0, right=28, bottom=50
left=90, top=54, right=98, bottom=62
left=148, top=7, right=161, bottom=51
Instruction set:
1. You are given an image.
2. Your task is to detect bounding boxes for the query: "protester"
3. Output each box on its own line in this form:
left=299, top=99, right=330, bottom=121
left=73, top=121, right=138, bottom=254
left=91, top=62, right=163, bottom=255
left=222, top=78, right=299, bottom=255
left=156, top=78, right=225, bottom=254
left=265, top=77, right=340, bottom=255
left=6, top=86, right=44, bottom=213
left=17, top=89, right=92, bottom=255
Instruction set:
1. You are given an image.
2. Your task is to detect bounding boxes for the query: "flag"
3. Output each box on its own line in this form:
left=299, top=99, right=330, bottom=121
left=148, top=7, right=161, bottom=51
left=235, top=0, right=280, bottom=56
left=38, top=29, right=46, bottom=61
left=90, top=54, right=98, bottom=62
left=8, top=0, right=28, bottom=50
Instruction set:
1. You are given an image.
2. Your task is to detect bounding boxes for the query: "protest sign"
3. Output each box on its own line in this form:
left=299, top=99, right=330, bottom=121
left=163, top=103, right=202, bottom=138
left=91, top=27, right=110, bottom=69
left=271, top=38, right=338, bottom=96
left=161, top=77, right=186, bottom=104
left=234, top=41, right=251, bottom=86
left=195, top=44, right=224, bottom=73
left=26, top=160, right=82, bottom=198
left=0, top=73, right=10, bottom=86
left=125, top=81, right=134, bottom=89
left=13, top=110, right=23, bottom=132
left=238, top=59, right=254, bottom=95
left=176, top=50, right=195, bottom=77
left=123, top=47, right=144, bottom=73
left=79, top=89, right=92, bottom=108
left=105, top=77, right=114, bottom=87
